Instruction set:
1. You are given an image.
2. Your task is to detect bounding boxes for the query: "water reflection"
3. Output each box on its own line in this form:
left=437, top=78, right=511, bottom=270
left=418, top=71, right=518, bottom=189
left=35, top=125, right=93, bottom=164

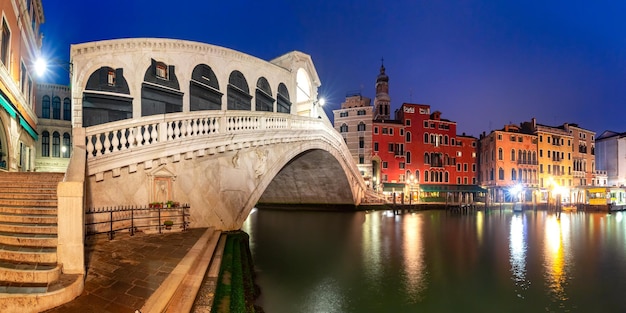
left=402, top=214, right=426, bottom=302
left=543, top=214, right=571, bottom=310
left=509, top=213, right=528, bottom=298
left=361, top=212, right=382, bottom=284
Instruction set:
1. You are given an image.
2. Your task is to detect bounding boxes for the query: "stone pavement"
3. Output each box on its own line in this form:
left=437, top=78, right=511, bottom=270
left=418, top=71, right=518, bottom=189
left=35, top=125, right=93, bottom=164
left=43, top=228, right=209, bottom=313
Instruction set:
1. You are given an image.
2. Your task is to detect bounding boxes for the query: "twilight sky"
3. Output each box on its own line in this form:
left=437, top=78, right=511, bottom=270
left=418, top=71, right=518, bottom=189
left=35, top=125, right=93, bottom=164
left=40, top=1, right=626, bottom=137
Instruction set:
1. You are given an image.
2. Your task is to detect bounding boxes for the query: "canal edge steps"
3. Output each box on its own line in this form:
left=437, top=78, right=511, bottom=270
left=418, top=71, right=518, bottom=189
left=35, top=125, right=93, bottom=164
left=141, top=227, right=223, bottom=313
left=0, top=172, right=83, bottom=313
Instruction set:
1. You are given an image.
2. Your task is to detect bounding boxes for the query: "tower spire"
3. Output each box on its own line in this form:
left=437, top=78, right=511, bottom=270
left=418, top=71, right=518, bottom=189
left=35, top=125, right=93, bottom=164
left=374, top=58, right=391, bottom=120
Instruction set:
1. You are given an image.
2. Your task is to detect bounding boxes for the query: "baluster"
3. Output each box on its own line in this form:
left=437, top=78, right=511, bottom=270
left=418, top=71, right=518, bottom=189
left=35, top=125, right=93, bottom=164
left=120, top=128, right=128, bottom=150
left=214, top=117, right=220, bottom=134
left=151, top=123, right=158, bottom=143
left=192, top=119, right=198, bottom=136
left=86, top=135, right=95, bottom=157
left=167, top=121, right=174, bottom=140
left=103, top=132, right=111, bottom=155
left=174, top=121, right=181, bottom=139
left=95, top=134, right=103, bottom=157
left=203, top=118, right=209, bottom=134
left=143, top=125, right=151, bottom=145
left=135, top=126, right=143, bottom=147
left=111, top=130, right=120, bottom=152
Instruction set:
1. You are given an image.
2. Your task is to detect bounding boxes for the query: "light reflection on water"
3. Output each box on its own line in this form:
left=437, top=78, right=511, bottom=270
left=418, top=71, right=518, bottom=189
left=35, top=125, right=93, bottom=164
left=243, top=209, right=626, bottom=313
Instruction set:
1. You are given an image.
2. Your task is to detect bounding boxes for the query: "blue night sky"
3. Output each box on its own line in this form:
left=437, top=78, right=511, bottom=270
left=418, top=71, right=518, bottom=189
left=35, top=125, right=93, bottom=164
left=40, top=1, right=626, bottom=137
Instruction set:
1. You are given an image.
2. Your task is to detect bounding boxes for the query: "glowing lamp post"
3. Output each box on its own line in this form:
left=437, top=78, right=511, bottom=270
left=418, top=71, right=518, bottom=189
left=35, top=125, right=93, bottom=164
left=313, top=97, right=325, bottom=118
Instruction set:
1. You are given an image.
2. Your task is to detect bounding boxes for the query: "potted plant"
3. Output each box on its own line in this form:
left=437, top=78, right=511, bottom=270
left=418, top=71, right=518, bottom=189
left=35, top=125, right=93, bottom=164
left=163, top=220, right=174, bottom=230
left=166, top=200, right=174, bottom=208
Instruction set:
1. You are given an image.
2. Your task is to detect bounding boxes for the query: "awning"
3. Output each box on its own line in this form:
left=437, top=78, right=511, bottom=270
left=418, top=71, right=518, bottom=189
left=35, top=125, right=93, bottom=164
left=0, top=92, right=38, bottom=140
left=382, top=182, right=405, bottom=192
left=419, top=184, right=487, bottom=193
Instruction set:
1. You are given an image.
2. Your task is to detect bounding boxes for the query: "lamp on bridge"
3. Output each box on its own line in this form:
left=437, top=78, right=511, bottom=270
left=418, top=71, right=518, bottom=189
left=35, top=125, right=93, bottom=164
left=312, top=97, right=325, bottom=118
left=34, top=56, right=73, bottom=83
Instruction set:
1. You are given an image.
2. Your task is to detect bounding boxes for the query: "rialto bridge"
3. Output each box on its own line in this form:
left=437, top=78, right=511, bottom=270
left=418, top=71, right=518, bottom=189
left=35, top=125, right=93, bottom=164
left=60, top=38, right=366, bottom=239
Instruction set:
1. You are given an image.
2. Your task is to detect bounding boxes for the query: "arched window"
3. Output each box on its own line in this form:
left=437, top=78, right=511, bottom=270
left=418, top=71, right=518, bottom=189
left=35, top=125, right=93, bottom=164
left=424, top=153, right=430, bottom=164
left=277, top=83, right=291, bottom=113
left=445, top=171, right=449, bottom=182
left=255, top=77, right=274, bottom=112
left=431, top=171, right=435, bottom=182
left=227, top=70, right=251, bottom=110
left=190, top=64, right=222, bottom=111
left=52, top=96, right=61, bottom=119
left=406, top=151, right=411, bottom=164
left=42, top=95, right=50, bottom=119
left=52, top=131, right=60, bottom=157
left=63, top=98, right=71, bottom=121
left=444, top=135, right=449, bottom=145
left=415, top=170, right=420, bottom=182
left=357, top=122, right=366, bottom=131
left=511, top=149, right=516, bottom=161
left=425, top=170, right=429, bottom=182
left=520, top=169, right=524, bottom=182
left=406, top=131, right=411, bottom=142
left=490, top=168, right=494, bottom=181
left=512, top=169, right=517, bottom=181
left=41, top=131, right=50, bottom=157
left=62, top=133, right=71, bottom=158
left=498, top=167, right=504, bottom=180
left=340, top=124, right=348, bottom=133
left=498, top=148, right=503, bottom=160
left=532, top=151, right=537, bottom=164
left=424, top=133, right=429, bottom=143
left=518, top=150, right=522, bottom=162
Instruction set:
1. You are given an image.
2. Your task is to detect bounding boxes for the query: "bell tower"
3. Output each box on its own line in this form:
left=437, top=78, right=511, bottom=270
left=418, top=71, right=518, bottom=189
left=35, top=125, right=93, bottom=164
left=374, top=59, right=391, bottom=120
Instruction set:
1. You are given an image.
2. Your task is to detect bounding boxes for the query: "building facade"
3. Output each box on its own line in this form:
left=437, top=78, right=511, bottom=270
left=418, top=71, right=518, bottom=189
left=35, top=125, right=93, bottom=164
left=595, top=130, right=626, bottom=186
left=0, top=0, right=44, bottom=172
left=333, top=93, right=374, bottom=183
left=478, top=124, right=538, bottom=202
left=34, top=83, right=71, bottom=172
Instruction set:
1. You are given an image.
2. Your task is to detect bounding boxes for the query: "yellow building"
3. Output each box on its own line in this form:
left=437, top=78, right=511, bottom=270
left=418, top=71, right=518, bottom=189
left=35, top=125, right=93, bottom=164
left=521, top=118, right=574, bottom=202
left=0, top=0, right=44, bottom=172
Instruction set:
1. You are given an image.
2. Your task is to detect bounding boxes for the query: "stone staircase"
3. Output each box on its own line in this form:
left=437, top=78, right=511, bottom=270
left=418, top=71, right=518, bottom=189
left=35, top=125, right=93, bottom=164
left=0, top=172, right=83, bottom=313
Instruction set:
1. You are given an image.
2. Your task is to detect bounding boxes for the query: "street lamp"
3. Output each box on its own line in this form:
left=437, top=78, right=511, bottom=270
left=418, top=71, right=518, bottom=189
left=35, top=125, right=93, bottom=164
left=312, top=97, right=325, bottom=118
left=34, top=56, right=73, bottom=83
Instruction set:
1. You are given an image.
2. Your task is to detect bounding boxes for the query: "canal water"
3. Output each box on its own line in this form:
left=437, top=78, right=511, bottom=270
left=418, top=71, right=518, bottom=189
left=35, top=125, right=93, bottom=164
left=242, top=208, right=626, bottom=313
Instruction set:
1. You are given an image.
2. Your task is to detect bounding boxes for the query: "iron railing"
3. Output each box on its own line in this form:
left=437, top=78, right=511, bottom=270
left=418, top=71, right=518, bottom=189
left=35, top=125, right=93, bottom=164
left=85, top=204, right=190, bottom=239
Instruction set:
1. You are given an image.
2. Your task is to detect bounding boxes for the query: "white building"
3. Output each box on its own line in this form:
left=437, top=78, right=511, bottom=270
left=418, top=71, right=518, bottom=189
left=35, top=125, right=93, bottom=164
left=595, top=130, right=626, bottom=186
left=34, top=83, right=72, bottom=172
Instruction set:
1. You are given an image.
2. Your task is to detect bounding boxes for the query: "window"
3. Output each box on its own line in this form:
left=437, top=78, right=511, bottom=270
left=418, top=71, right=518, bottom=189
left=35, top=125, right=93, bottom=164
left=357, top=110, right=366, bottom=115
left=374, top=127, right=379, bottom=134
left=406, top=151, right=411, bottom=164
left=445, top=172, right=449, bottom=182
left=62, top=133, right=71, bottom=158
left=425, top=170, right=429, bottom=182
left=41, top=131, right=50, bottom=157
left=359, top=155, right=364, bottom=164
left=357, top=122, right=366, bottom=131
left=382, top=128, right=388, bottom=134
left=340, top=124, right=348, bottom=133
left=512, top=169, right=517, bottom=181
left=424, top=153, right=430, bottom=164
left=540, top=164, right=543, bottom=173
left=107, top=69, right=116, bottom=86
left=457, top=163, right=461, bottom=171
left=382, top=162, right=388, bottom=169
left=1, top=19, right=10, bottom=66
left=498, top=148, right=503, bottom=160
left=456, top=151, right=462, bottom=157
left=463, top=163, right=468, bottom=172
left=399, top=162, right=405, bottom=169
left=52, top=96, right=61, bottom=119
left=63, top=98, right=71, bottom=121
left=498, top=167, right=504, bottom=180
left=424, top=133, right=429, bottom=143
left=374, top=142, right=379, bottom=152
left=405, top=119, right=411, bottom=126
left=472, top=164, right=476, bottom=172
left=52, top=132, right=60, bottom=157
left=539, top=150, right=543, bottom=157
left=388, top=143, right=394, bottom=152
left=389, top=128, right=394, bottom=135
left=424, top=121, right=428, bottom=128
left=406, top=131, right=412, bottom=142
left=511, top=149, right=516, bottom=161
left=359, top=137, right=364, bottom=148
left=156, top=62, right=168, bottom=79
left=340, top=112, right=348, bottom=117
left=497, top=134, right=502, bottom=140
left=444, top=135, right=449, bottom=145
left=42, top=95, right=50, bottom=119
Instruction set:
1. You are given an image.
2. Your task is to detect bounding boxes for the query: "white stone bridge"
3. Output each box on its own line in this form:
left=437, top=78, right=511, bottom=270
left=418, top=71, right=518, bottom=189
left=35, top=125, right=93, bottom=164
left=58, top=38, right=366, bottom=244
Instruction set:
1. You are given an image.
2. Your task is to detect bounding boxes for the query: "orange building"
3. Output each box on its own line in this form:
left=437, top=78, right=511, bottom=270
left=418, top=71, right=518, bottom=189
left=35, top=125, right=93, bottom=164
left=0, top=0, right=44, bottom=171
left=478, top=124, right=538, bottom=202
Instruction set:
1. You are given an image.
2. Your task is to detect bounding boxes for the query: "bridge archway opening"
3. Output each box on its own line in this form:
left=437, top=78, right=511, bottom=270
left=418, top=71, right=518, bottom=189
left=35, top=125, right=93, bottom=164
left=257, top=149, right=356, bottom=209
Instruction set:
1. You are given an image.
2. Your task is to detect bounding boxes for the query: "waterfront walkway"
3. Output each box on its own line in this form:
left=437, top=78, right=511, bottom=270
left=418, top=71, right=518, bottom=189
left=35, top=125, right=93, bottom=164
left=43, top=227, right=220, bottom=313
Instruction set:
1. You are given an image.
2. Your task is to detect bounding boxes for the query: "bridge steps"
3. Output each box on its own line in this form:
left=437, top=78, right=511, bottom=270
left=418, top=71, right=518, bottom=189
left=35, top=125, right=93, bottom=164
left=0, top=172, right=83, bottom=313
